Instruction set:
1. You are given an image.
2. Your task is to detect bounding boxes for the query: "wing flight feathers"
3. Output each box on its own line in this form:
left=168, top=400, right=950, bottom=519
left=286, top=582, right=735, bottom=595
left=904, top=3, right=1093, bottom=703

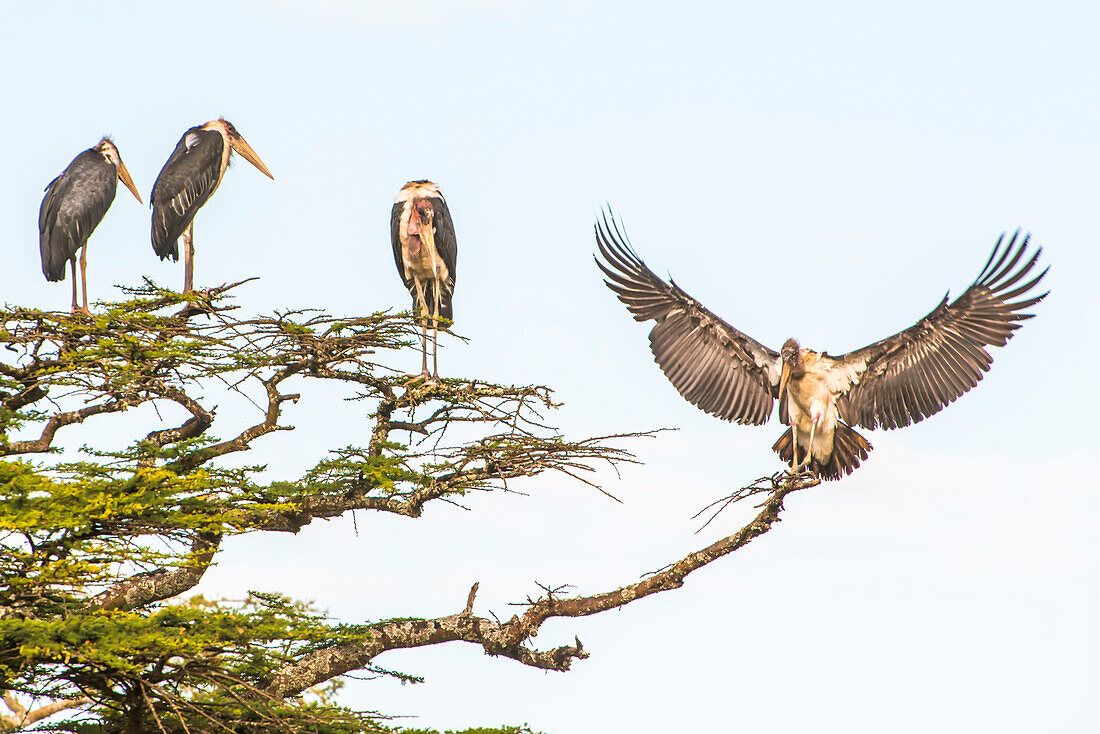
left=595, top=212, right=779, bottom=426
left=838, top=231, right=1048, bottom=430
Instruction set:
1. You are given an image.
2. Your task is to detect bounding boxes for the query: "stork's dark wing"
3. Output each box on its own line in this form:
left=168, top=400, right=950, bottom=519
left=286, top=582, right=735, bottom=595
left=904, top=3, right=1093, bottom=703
left=836, top=231, right=1048, bottom=431
left=390, top=201, right=410, bottom=290
left=39, top=149, right=117, bottom=281
left=595, top=213, right=780, bottom=425
left=150, top=128, right=224, bottom=260
left=431, top=196, right=458, bottom=292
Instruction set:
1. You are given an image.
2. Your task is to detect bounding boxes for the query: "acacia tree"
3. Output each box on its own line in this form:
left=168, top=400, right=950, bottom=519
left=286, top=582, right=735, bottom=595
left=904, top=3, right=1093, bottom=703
left=0, top=282, right=818, bottom=732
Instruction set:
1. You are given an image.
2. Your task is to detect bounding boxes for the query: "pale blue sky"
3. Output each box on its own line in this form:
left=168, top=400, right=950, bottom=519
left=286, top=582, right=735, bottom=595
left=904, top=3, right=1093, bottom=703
left=2, top=2, right=1097, bottom=732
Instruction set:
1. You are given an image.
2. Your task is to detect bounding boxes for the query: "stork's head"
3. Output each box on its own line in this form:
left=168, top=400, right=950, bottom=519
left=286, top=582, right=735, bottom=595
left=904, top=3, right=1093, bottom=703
left=778, top=338, right=801, bottom=398
left=780, top=338, right=801, bottom=364
left=203, top=118, right=274, bottom=179
left=94, top=137, right=142, bottom=204
left=397, top=180, right=444, bottom=203
left=414, top=197, right=435, bottom=226
left=397, top=181, right=444, bottom=246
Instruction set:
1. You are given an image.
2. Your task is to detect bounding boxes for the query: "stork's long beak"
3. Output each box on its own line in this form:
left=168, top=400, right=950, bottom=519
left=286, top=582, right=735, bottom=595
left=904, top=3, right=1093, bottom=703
left=420, top=210, right=435, bottom=249
left=116, top=159, right=143, bottom=204
left=778, top=361, right=791, bottom=401
left=230, top=136, right=274, bottom=179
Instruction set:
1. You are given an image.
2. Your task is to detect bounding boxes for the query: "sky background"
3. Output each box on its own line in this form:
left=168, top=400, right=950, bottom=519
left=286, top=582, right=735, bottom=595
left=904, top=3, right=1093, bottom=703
left=2, top=2, right=1098, bottom=731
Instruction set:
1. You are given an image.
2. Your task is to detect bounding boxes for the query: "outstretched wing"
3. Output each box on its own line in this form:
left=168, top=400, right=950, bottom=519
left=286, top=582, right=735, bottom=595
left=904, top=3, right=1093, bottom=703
left=595, top=212, right=781, bottom=426
left=837, top=231, right=1048, bottom=430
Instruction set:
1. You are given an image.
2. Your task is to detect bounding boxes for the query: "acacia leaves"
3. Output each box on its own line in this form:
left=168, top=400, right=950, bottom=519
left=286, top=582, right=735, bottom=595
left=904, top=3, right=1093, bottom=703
left=0, top=281, right=639, bottom=731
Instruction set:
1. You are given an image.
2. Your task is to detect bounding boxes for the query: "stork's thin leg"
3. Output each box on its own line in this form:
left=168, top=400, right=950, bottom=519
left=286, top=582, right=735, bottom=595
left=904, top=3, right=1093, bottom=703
left=804, top=421, right=817, bottom=471
left=431, top=284, right=441, bottom=379
left=432, top=320, right=439, bottom=378
left=420, top=320, right=430, bottom=376
left=412, top=278, right=430, bottom=377
left=69, top=258, right=79, bottom=312
left=183, top=221, right=195, bottom=293
left=78, top=245, right=90, bottom=315
left=791, top=429, right=800, bottom=472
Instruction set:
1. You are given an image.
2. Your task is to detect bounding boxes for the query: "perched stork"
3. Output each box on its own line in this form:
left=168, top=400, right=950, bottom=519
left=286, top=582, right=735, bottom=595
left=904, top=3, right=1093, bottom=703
left=391, top=180, right=458, bottom=380
left=151, top=118, right=273, bottom=293
left=39, top=138, right=142, bottom=315
left=595, top=214, right=1048, bottom=479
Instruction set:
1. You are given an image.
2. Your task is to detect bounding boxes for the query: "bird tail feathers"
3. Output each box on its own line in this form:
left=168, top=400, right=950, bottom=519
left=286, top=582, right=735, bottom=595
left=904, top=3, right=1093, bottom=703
left=40, top=233, right=69, bottom=282
left=771, top=422, right=873, bottom=481
left=150, top=211, right=181, bottom=262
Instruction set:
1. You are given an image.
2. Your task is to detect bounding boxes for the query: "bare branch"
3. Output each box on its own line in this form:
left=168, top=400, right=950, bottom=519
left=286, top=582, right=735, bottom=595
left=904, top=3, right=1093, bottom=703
left=260, top=473, right=817, bottom=698
left=1, top=692, right=25, bottom=720
left=140, top=383, right=215, bottom=449
left=464, top=582, right=480, bottom=615
left=1, top=692, right=90, bottom=730
left=251, top=429, right=643, bottom=533
left=169, top=370, right=302, bottom=473
left=1, top=399, right=131, bottom=456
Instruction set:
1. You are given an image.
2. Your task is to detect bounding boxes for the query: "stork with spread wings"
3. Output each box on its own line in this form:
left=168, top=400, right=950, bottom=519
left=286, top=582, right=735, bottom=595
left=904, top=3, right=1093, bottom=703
left=595, top=214, right=1048, bottom=479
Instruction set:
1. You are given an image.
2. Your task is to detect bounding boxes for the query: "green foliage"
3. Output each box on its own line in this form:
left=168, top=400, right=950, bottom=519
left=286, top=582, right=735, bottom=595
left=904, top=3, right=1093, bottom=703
left=0, top=282, right=624, bottom=731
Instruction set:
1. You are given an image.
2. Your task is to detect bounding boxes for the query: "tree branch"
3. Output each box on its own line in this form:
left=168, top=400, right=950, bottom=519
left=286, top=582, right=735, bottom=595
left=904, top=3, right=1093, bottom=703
left=168, top=369, right=302, bottom=473
left=1, top=692, right=90, bottom=730
left=140, top=383, right=215, bottom=449
left=253, top=430, right=642, bottom=533
left=260, top=472, right=818, bottom=699
left=1, top=399, right=130, bottom=456
left=91, top=532, right=222, bottom=611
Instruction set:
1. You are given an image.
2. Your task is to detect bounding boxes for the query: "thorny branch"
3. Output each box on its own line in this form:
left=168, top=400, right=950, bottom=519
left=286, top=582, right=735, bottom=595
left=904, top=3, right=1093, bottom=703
left=257, top=428, right=640, bottom=533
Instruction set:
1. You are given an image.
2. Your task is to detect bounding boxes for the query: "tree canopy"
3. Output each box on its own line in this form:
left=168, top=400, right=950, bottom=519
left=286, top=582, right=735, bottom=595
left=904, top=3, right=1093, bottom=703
left=0, top=282, right=816, bottom=732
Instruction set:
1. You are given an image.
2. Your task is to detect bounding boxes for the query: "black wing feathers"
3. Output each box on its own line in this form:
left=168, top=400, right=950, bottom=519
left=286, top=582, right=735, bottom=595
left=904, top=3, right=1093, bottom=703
left=390, top=202, right=409, bottom=289
left=595, top=213, right=778, bottom=426
left=431, top=198, right=458, bottom=323
left=838, top=231, right=1048, bottom=430
left=432, top=198, right=458, bottom=288
left=39, top=149, right=118, bottom=281
left=151, top=128, right=224, bottom=260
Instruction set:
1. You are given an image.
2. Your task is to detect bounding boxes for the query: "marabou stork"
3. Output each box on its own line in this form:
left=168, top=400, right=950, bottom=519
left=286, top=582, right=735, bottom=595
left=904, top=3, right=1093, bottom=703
left=391, top=180, right=458, bottom=380
left=595, top=214, right=1048, bottom=479
left=39, top=138, right=142, bottom=315
left=151, top=118, right=273, bottom=293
